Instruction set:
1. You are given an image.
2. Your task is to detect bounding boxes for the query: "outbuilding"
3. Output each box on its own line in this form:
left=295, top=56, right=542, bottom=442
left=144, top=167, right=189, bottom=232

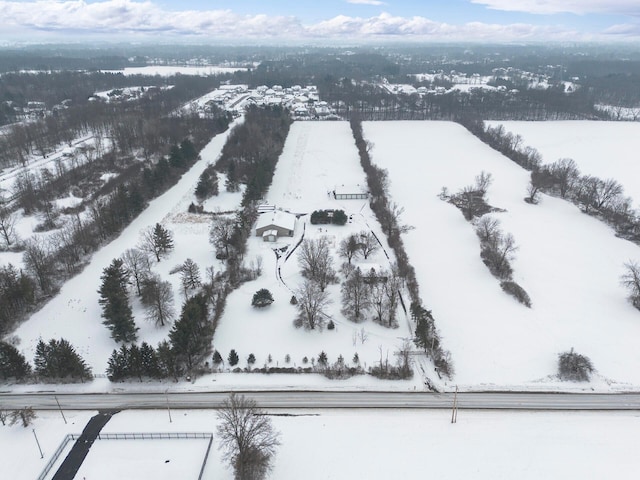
left=255, top=210, right=296, bottom=238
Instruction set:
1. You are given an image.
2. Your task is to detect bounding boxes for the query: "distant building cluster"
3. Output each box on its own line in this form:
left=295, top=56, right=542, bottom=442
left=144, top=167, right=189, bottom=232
left=192, top=84, right=338, bottom=120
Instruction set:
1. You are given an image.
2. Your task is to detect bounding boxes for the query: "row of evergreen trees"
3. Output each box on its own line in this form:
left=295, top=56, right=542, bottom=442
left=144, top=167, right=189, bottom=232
left=0, top=338, right=92, bottom=382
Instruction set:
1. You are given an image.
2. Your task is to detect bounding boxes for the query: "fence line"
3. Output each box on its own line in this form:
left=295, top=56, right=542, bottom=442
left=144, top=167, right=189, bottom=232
left=36, top=432, right=212, bottom=480
left=35, top=433, right=79, bottom=480
left=198, top=435, right=215, bottom=480
left=97, top=432, right=213, bottom=440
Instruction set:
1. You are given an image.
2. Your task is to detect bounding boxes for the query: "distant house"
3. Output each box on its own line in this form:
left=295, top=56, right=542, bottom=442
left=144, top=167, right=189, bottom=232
left=255, top=210, right=296, bottom=239
left=333, top=184, right=368, bottom=200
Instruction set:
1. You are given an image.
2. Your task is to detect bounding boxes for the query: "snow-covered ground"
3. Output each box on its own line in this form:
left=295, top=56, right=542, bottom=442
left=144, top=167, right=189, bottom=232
left=212, top=121, right=415, bottom=378
left=364, top=120, right=640, bottom=389
left=488, top=121, right=640, bottom=204
left=9, top=120, right=242, bottom=374
left=4, top=408, right=640, bottom=480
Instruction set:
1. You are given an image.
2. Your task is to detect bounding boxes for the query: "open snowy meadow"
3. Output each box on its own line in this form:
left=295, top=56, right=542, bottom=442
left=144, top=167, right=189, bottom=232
left=4, top=408, right=640, bottom=480
left=363, top=120, right=640, bottom=388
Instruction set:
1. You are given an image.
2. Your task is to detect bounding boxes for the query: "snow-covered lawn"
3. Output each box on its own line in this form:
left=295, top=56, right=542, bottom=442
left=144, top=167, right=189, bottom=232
left=489, top=121, right=640, bottom=204
left=364, top=120, right=640, bottom=388
left=4, top=408, right=640, bottom=480
left=73, top=437, right=210, bottom=480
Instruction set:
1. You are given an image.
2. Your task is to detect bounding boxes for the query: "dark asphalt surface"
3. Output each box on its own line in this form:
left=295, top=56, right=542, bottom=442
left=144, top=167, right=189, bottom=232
left=51, top=411, right=118, bottom=480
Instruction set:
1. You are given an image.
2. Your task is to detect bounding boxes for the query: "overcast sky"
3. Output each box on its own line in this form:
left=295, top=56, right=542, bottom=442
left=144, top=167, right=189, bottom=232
left=2, top=0, right=640, bottom=43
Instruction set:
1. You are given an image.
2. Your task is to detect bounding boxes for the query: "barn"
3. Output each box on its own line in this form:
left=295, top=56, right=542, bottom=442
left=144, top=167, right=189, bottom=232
left=255, top=210, right=296, bottom=239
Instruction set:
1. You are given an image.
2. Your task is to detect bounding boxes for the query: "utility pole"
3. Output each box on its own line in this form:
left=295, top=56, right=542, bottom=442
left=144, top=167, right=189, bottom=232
left=54, top=396, right=67, bottom=424
left=165, top=389, right=172, bottom=423
left=451, top=385, right=458, bottom=424
left=33, top=429, right=44, bottom=459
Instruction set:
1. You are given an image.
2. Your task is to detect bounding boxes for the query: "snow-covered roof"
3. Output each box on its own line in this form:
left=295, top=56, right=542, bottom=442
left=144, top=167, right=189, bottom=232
left=256, top=210, right=296, bottom=231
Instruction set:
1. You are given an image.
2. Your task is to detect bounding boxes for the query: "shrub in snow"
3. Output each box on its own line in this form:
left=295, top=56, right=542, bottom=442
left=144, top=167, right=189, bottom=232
left=327, top=320, right=335, bottom=330
left=558, top=348, right=594, bottom=382
left=251, top=288, right=274, bottom=308
left=500, top=281, right=532, bottom=308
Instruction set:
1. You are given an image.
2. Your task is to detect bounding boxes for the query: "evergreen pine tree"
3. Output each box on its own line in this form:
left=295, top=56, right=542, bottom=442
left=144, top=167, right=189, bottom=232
left=152, top=223, right=174, bottom=257
left=140, top=342, right=160, bottom=378
left=251, top=288, right=274, bottom=308
left=169, top=294, right=211, bottom=371
left=34, top=338, right=92, bottom=382
left=247, top=353, right=256, bottom=366
left=180, top=139, right=198, bottom=162
left=0, top=342, right=32, bottom=380
left=128, top=343, right=143, bottom=381
left=169, top=144, right=185, bottom=169
left=98, top=258, right=138, bottom=343
left=106, top=347, right=128, bottom=381
left=212, top=350, right=223, bottom=366
left=157, top=340, right=180, bottom=381
left=228, top=349, right=239, bottom=366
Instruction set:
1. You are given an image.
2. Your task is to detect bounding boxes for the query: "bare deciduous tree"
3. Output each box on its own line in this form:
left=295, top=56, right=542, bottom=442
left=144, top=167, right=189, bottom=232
left=621, top=261, right=640, bottom=310
left=341, top=267, right=370, bottom=323
left=298, top=237, right=336, bottom=292
left=549, top=158, right=580, bottom=198
left=140, top=273, right=176, bottom=327
left=216, top=393, right=280, bottom=480
left=338, top=234, right=360, bottom=265
left=357, top=231, right=379, bottom=260
left=0, top=208, right=18, bottom=248
left=294, top=279, right=330, bottom=330
left=122, top=248, right=151, bottom=296
left=209, top=216, right=236, bottom=259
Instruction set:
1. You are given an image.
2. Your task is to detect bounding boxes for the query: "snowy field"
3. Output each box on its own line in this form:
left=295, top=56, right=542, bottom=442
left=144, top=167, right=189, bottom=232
left=101, top=65, right=250, bottom=77
left=212, top=121, right=416, bottom=377
left=73, top=437, right=210, bottom=480
left=489, top=121, right=640, bottom=204
left=363, top=121, right=640, bottom=389
left=4, top=408, right=640, bottom=480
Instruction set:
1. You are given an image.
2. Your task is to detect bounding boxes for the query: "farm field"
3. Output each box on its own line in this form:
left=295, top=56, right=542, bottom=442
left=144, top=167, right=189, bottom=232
left=363, top=120, right=640, bottom=388
left=488, top=121, right=640, bottom=204
left=4, top=409, right=640, bottom=480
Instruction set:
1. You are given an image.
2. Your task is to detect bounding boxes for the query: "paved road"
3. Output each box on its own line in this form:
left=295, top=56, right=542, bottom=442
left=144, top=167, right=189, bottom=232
left=3, top=391, right=640, bottom=411
left=52, top=411, right=116, bottom=480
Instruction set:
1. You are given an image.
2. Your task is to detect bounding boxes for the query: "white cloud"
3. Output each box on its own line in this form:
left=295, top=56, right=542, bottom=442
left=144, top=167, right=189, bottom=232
left=471, top=0, right=640, bottom=16
left=347, top=0, right=387, bottom=5
left=0, top=0, right=634, bottom=41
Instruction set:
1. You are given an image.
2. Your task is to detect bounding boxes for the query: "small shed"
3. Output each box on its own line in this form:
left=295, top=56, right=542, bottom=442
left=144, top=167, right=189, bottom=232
left=255, top=210, right=296, bottom=238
